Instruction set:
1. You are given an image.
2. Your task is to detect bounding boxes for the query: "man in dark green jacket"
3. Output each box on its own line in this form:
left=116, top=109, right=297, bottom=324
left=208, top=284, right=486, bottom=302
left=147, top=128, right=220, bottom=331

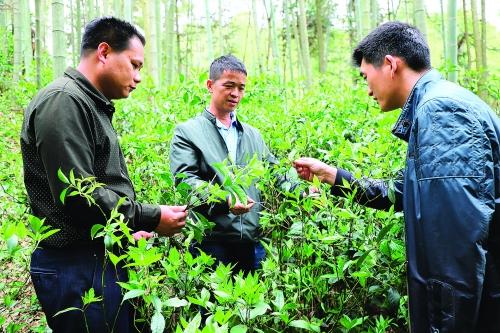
left=170, top=55, right=283, bottom=274
left=21, top=17, right=187, bottom=332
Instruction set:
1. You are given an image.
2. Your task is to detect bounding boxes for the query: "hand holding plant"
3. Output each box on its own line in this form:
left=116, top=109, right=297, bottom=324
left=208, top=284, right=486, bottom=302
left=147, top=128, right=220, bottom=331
left=228, top=195, right=255, bottom=215
left=293, top=157, right=337, bottom=185
left=156, top=205, right=188, bottom=236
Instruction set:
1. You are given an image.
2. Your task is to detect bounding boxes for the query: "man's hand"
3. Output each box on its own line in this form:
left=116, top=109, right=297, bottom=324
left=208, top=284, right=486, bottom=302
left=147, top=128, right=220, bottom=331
left=155, top=205, right=188, bottom=236
left=228, top=196, right=255, bottom=215
left=132, top=231, right=155, bottom=240
left=293, top=157, right=337, bottom=185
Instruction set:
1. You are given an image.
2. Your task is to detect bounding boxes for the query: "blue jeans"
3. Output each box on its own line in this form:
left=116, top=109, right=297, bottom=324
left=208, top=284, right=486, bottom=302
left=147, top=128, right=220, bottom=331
left=190, top=240, right=266, bottom=275
left=30, top=244, right=143, bottom=333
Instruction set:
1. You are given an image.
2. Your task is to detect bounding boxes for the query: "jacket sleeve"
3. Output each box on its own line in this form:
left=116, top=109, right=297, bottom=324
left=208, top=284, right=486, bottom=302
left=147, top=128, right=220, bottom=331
left=169, top=125, right=230, bottom=215
left=34, top=92, right=160, bottom=232
left=331, top=168, right=404, bottom=211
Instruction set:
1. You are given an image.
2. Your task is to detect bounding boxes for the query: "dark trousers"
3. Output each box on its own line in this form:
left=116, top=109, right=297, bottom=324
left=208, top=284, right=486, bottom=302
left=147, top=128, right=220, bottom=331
left=30, top=245, right=141, bottom=333
left=190, top=240, right=266, bottom=275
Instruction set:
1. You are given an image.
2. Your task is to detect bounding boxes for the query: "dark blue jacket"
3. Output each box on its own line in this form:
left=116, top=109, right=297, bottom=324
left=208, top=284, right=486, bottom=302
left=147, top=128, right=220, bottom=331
left=334, top=69, right=500, bottom=332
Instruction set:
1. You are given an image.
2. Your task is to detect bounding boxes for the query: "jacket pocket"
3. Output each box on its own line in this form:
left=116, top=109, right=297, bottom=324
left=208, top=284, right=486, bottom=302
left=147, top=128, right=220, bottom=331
left=427, top=279, right=456, bottom=332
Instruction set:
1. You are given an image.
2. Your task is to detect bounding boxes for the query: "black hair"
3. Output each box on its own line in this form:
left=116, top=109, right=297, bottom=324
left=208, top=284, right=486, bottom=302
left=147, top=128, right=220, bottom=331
left=80, top=16, right=145, bottom=57
left=352, top=21, right=431, bottom=71
left=209, top=54, right=247, bottom=81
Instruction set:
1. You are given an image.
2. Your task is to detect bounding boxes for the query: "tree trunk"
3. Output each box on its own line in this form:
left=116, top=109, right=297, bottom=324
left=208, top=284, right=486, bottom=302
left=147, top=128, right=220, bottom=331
left=70, top=0, right=77, bottom=67
left=268, top=0, right=280, bottom=78
left=263, top=0, right=271, bottom=71
left=446, top=0, right=457, bottom=82
left=470, top=0, right=481, bottom=73
left=480, top=0, right=487, bottom=78
left=13, top=0, right=22, bottom=82
left=440, top=0, right=447, bottom=65
left=204, top=0, right=213, bottom=64
left=252, top=0, right=263, bottom=73
left=316, top=0, right=326, bottom=73
left=113, top=0, right=121, bottom=18
left=413, top=0, right=427, bottom=41
left=165, top=0, right=175, bottom=85
left=297, top=0, right=312, bottom=86
left=218, top=0, right=224, bottom=55
left=86, top=0, right=94, bottom=22
left=41, top=0, right=47, bottom=50
left=155, top=0, right=161, bottom=85
left=103, top=0, right=109, bottom=16
left=355, top=0, right=362, bottom=41
left=292, top=10, right=304, bottom=79
left=370, top=0, right=378, bottom=29
left=462, top=0, right=471, bottom=69
left=76, top=0, right=81, bottom=55
left=361, top=0, right=370, bottom=36
left=124, top=0, right=132, bottom=22
left=147, top=0, right=159, bottom=86
left=35, top=0, right=42, bottom=88
left=347, top=0, right=356, bottom=50
left=175, top=0, right=181, bottom=76
left=52, top=0, right=66, bottom=78
left=0, top=0, right=9, bottom=58
left=185, top=0, right=193, bottom=79
left=22, top=0, right=31, bottom=79
left=283, top=0, right=294, bottom=81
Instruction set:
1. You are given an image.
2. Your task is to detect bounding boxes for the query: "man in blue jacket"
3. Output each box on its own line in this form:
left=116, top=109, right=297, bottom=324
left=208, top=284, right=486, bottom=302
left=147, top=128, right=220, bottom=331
left=294, top=21, right=500, bottom=332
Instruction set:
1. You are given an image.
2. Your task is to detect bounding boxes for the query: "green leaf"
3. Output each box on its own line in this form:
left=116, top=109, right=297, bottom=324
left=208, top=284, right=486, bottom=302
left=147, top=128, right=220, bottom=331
left=90, top=224, right=104, bottom=238
left=122, top=289, right=145, bottom=303
left=108, top=252, right=126, bottom=266
left=183, top=313, right=202, bottom=333
left=376, top=223, right=394, bottom=243
left=28, top=215, right=43, bottom=233
left=230, top=324, right=248, bottom=333
left=54, top=307, right=81, bottom=317
left=388, top=179, right=396, bottom=203
left=289, top=319, right=320, bottom=332
left=164, top=297, right=188, bottom=307
left=57, top=168, right=69, bottom=184
left=231, top=185, right=247, bottom=205
left=6, top=235, right=19, bottom=255
left=355, top=249, right=373, bottom=268
left=59, top=188, right=68, bottom=204
left=272, top=290, right=285, bottom=311
left=40, top=228, right=60, bottom=241
left=151, top=311, right=165, bottom=333
left=152, top=296, right=162, bottom=312
left=249, top=302, right=270, bottom=320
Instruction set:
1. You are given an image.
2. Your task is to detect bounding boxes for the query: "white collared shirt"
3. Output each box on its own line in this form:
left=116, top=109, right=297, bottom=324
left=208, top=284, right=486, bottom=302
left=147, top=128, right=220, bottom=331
left=215, top=112, right=239, bottom=163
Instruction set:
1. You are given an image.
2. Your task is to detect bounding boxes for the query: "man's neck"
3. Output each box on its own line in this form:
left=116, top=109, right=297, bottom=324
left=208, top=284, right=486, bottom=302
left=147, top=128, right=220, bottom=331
left=209, top=107, right=232, bottom=127
left=399, top=68, right=429, bottom=107
left=77, top=61, right=102, bottom=95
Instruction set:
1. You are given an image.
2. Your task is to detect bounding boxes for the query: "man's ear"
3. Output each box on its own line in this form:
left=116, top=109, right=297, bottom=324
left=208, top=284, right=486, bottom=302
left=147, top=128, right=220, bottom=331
left=96, top=42, right=111, bottom=63
left=385, top=55, right=399, bottom=78
left=206, top=79, right=213, bottom=93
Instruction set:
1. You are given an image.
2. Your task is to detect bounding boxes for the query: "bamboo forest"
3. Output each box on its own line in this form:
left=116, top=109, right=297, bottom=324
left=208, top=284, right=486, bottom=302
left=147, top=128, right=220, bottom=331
left=0, top=0, right=499, bottom=332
